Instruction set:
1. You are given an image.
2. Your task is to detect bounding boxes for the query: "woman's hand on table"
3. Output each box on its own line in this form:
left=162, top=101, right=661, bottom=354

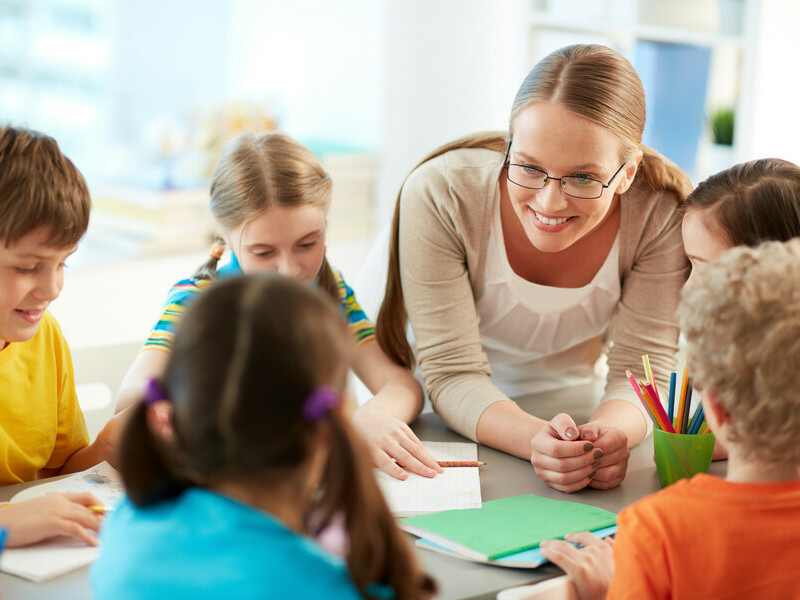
left=539, top=532, right=615, bottom=600
left=530, top=413, right=607, bottom=493
left=0, top=492, right=103, bottom=548
left=576, top=422, right=630, bottom=490
left=352, top=404, right=443, bottom=480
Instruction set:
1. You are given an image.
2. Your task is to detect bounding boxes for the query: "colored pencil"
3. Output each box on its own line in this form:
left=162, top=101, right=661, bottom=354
left=643, top=382, right=676, bottom=433
left=641, top=355, right=657, bottom=398
left=0, top=528, right=6, bottom=556
left=681, top=382, right=694, bottom=434
left=87, top=505, right=112, bottom=515
left=437, top=461, right=485, bottom=468
left=667, top=372, right=677, bottom=423
left=626, top=369, right=660, bottom=429
left=700, top=422, right=711, bottom=434
left=688, top=403, right=706, bottom=435
left=675, top=367, right=689, bottom=434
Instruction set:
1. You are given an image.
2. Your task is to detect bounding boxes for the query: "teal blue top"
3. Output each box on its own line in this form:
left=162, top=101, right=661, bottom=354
left=90, top=488, right=362, bottom=600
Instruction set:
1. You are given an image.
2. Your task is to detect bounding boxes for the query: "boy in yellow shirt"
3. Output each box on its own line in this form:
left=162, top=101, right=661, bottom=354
left=0, top=126, right=120, bottom=547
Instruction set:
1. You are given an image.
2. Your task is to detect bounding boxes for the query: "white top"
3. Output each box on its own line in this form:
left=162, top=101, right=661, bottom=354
left=476, top=196, right=621, bottom=412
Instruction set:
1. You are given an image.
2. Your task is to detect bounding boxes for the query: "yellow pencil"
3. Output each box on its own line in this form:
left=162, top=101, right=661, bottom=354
left=87, top=505, right=111, bottom=515
left=641, top=354, right=657, bottom=398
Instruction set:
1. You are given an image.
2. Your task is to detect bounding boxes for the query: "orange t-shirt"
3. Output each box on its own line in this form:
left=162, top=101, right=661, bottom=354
left=607, top=473, right=800, bottom=599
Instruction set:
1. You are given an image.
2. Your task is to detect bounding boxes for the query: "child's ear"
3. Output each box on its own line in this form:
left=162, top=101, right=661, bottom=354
left=702, top=389, right=731, bottom=431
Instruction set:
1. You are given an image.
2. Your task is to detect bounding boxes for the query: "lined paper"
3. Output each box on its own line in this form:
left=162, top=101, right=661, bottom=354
left=376, top=441, right=482, bottom=517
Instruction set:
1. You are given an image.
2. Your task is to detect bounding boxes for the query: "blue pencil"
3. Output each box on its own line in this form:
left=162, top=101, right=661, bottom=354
left=689, top=403, right=706, bottom=435
left=667, top=372, right=676, bottom=423
left=0, top=527, right=7, bottom=556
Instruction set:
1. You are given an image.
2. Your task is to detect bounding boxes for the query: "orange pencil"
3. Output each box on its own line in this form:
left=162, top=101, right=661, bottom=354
left=437, top=461, right=485, bottom=467
left=87, top=505, right=111, bottom=515
left=675, top=366, right=689, bottom=434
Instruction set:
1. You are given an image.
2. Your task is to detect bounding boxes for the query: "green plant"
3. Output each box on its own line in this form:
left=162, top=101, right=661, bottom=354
left=710, top=108, right=735, bottom=146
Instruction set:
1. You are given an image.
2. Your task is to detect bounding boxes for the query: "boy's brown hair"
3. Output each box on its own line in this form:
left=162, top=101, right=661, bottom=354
left=0, top=125, right=90, bottom=248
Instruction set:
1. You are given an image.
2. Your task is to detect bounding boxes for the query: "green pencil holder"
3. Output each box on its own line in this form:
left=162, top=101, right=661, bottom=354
left=653, top=429, right=715, bottom=488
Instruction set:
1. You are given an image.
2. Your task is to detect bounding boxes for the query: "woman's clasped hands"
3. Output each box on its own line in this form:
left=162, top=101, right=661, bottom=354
left=530, top=413, right=630, bottom=493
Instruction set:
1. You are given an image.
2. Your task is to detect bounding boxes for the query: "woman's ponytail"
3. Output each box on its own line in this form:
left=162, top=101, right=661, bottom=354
left=377, top=131, right=508, bottom=370
left=635, top=145, right=693, bottom=203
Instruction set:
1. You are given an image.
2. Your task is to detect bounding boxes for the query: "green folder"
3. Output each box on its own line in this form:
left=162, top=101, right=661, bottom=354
left=400, top=494, right=617, bottom=561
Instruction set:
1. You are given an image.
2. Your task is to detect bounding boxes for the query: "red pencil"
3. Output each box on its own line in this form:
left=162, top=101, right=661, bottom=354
left=437, top=461, right=485, bottom=467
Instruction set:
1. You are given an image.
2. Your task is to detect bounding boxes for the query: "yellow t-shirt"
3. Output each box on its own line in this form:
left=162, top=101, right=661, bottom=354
left=0, top=311, right=89, bottom=485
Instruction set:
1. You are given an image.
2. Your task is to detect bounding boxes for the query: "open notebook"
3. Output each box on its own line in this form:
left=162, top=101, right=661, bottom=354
left=1, top=461, right=123, bottom=582
left=376, top=441, right=482, bottom=517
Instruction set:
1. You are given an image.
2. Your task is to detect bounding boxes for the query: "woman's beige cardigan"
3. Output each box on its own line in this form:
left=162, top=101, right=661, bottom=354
left=398, top=147, right=688, bottom=441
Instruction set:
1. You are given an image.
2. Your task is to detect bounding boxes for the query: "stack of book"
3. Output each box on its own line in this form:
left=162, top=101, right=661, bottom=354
left=86, top=184, right=214, bottom=259
left=312, top=144, right=377, bottom=243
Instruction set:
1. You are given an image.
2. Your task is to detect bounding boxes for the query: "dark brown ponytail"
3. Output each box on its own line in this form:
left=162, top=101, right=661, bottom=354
left=315, top=410, right=436, bottom=599
left=118, top=392, right=187, bottom=507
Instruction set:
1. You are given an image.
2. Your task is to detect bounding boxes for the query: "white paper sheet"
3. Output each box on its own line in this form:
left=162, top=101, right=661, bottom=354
left=376, top=441, right=482, bottom=517
left=1, top=462, right=123, bottom=582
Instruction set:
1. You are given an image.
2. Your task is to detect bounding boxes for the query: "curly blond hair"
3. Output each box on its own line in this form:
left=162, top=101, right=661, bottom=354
left=677, top=239, right=800, bottom=465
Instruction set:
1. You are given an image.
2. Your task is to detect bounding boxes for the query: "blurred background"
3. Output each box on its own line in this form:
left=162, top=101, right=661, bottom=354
left=1, top=0, right=798, bottom=391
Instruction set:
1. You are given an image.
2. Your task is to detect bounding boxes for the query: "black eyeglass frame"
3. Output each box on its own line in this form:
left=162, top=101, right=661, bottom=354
left=503, top=141, right=627, bottom=200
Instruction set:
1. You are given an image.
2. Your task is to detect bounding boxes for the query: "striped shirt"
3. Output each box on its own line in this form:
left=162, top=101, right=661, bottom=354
left=143, top=254, right=376, bottom=353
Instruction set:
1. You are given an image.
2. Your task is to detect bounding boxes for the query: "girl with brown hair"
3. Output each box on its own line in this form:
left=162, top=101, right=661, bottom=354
left=378, top=44, right=693, bottom=493
left=682, top=157, right=800, bottom=284
left=91, top=274, right=435, bottom=599
left=116, top=132, right=441, bottom=481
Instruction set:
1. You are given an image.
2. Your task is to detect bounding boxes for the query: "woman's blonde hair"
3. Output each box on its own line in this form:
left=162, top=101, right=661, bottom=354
left=677, top=239, right=800, bottom=465
left=377, top=44, right=692, bottom=369
left=195, top=132, right=339, bottom=300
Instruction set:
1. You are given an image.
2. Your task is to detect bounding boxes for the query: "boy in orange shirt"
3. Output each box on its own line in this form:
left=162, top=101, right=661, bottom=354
left=541, top=238, right=800, bottom=599
left=0, top=126, right=121, bottom=547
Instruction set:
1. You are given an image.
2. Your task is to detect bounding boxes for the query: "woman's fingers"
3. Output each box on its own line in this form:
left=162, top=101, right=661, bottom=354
left=549, top=413, right=580, bottom=441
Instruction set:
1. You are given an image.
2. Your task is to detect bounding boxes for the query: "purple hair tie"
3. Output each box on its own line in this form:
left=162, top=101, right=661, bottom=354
left=302, top=387, right=340, bottom=422
left=143, top=378, right=168, bottom=406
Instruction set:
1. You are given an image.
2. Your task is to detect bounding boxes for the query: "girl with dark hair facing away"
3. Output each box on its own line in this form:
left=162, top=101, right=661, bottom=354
left=91, top=274, right=435, bottom=600
left=378, top=44, right=692, bottom=493
left=116, top=132, right=441, bottom=481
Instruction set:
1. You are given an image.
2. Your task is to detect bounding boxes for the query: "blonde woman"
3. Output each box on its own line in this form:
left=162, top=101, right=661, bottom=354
left=117, top=133, right=441, bottom=481
left=378, top=44, right=692, bottom=492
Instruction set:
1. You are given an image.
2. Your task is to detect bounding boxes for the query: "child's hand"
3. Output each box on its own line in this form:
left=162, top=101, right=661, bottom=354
left=0, top=492, right=103, bottom=548
left=575, top=423, right=629, bottom=490
left=352, top=405, right=443, bottom=480
left=530, top=414, right=603, bottom=493
left=539, top=532, right=615, bottom=600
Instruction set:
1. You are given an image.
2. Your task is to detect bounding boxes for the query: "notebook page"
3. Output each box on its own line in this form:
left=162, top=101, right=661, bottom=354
left=10, top=461, right=123, bottom=507
left=1, top=462, right=123, bottom=582
left=376, top=441, right=482, bottom=517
